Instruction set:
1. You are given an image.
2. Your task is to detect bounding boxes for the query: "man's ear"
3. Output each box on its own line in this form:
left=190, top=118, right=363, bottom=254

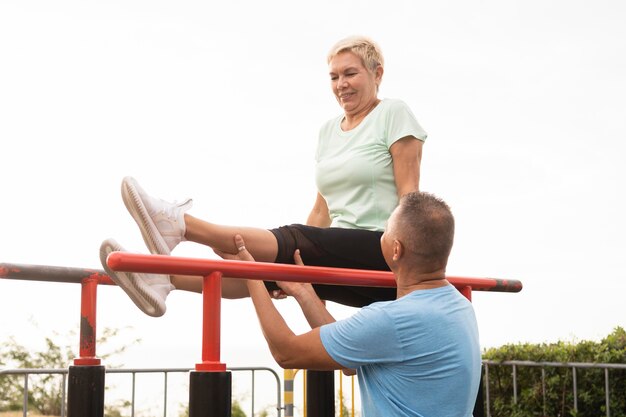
left=392, top=239, right=403, bottom=261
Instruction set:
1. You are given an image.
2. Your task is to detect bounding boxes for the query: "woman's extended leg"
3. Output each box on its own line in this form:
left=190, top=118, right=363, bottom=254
left=101, top=177, right=277, bottom=315
left=184, top=215, right=278, bottom=262
left=121, top=176, right=278, bottom=261
left=100, top=238, right=175, bottom=317
left=100, top=239, right=253, bottom=317
left=103, top=177, right=395, bottom=316
left=122, top=176, right=277, bottom=297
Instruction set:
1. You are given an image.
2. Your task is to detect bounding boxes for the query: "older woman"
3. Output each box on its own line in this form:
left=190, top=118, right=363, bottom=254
left=101, top=35, right=427, bottom=316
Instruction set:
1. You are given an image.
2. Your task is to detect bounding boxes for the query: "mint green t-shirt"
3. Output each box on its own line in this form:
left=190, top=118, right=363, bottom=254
left=315, top=98, right=427, bottom=231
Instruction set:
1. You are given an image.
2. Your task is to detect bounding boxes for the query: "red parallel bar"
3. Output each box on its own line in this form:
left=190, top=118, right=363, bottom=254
left=107, top=252, right=523, bottom=293
left=74, top=275, right=101, bottom=366
left=458, top=286, right=472, bottom=302
left=196, top=271, right=226, bottom=372
left=107, top=253, right=521, bottom=373
left=0, top=263, right=115, bottom=285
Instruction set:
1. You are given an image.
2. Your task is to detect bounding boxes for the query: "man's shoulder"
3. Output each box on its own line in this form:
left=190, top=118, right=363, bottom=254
left=322, top=300, right=394, bottom=333
left=385, top=285, right=469, bottom=316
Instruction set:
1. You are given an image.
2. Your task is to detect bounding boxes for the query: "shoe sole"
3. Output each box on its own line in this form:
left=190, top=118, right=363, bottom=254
left=121, top=177, right=171, bottom=256
left=99, top=238, right=166, bottom=317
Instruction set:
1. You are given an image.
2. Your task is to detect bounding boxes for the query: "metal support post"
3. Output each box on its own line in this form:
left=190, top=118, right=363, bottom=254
left=189, top=371, right=232, bottom=417
left=189, top=271, right=231, bottom=417
left=68, top=275, right=104, bottom=417
left=67, top=365, right=105, bottom=417
left=306, top=370, right=334, bottom=417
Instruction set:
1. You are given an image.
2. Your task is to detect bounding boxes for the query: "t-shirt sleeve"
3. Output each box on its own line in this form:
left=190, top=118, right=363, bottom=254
left=384, top=100, right=428, bottom=149
left=320, top=304, right=403, bottom=369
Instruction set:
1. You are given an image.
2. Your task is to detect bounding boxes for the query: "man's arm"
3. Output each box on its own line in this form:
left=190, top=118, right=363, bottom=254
left=275, top=250, right=336, bottom=329
left=230, top=235, right=345, bottom=370
left=274, top=251, right=357, bottom=376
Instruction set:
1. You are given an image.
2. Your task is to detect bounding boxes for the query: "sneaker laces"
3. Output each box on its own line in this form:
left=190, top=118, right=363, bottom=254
left=153, top=198, right=193, bottom=219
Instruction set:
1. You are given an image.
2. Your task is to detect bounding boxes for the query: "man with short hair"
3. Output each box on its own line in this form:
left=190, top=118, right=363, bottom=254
left=224, top=192, right=481, bottom=417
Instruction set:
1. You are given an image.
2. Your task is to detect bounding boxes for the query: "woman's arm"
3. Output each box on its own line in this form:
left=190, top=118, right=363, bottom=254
left=390, top=136, right=424, bottom=197
left=306, top=192, right=332, bottom=227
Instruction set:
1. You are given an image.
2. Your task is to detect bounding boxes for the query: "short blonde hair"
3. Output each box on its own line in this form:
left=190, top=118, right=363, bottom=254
left=327, top=36, right=384, bottom=72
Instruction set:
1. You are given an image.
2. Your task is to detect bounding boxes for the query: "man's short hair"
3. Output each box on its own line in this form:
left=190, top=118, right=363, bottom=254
left=397, top=192, right=455, bottom=268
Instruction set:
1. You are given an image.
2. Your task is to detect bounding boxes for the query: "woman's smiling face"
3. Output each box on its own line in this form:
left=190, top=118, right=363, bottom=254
left=329, top=51, right=382, bottom=118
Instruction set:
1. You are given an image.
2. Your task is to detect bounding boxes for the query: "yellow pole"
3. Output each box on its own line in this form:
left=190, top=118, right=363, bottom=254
left=303, top=369, right=307, bottom=417
left=284, top=369, right=295, bottom=417
left=339, top=371, right=343, bottom=417
left=351, top=374, right=355, bottom=417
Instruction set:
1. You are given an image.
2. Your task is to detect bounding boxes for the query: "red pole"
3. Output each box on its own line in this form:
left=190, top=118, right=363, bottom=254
left=74, top=274, right=101, bottom=366
left=189, top=271, right=231, bottom=416
left=459, top=285, right=472, bottom=302
left=106, top=252, right=523, bottom=293
left=196, top=271, right=226, bottom=372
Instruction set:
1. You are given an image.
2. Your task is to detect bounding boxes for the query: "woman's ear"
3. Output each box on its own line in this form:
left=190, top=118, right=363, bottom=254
left=376, top=65, right=384, bottom=79
left=375, top=65, right=384, bottom=88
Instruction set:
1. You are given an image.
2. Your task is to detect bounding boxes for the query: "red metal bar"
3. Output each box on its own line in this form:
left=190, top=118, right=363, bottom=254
left=459, top=285, right=472, bottom=301
left=196, top=271, right=226, bottom=372
left=0, top=263, right=115, bottom=285
left=106, top=252, right=523, bottom=293
left=74, top=275, right=101, bottom=366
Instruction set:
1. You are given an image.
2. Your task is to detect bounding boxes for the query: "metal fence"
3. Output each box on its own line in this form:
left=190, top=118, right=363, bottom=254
left=482, top=360, right=626, bottom=417
left=0, top=366, right=282, bottom=417
left=5, top=360, right=624, bottom=417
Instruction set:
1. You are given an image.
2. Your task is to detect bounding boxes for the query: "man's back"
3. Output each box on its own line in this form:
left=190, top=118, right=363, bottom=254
left=320, top=284, right=481, bottom=417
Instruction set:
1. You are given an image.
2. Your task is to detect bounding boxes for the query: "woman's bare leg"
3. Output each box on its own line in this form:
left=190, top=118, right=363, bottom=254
left=177, top=214, right=278, bottom=298
left=119, top=176, right=272, bottom=304
left=184, top=214, right=278, bottom=262
left=121, top=176, right=279, bottom=261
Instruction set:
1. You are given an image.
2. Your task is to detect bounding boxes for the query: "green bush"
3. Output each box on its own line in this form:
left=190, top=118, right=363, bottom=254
left=482, top=327, right=626, bottom=417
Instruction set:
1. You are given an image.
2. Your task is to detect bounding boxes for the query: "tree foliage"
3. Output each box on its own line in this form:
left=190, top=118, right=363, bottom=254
left=482, top=326, right=626, bottom=417
left=0, top=326, right=140, bottom=416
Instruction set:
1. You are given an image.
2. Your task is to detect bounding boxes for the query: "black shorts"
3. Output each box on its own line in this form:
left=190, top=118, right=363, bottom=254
left=266, top=224, right=395, bottom=307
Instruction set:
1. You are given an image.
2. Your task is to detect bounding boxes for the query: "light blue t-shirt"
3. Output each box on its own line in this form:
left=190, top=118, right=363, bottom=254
left=315, top=98, right=427, bottom=231
left=320, top=285, right=481, bottom=417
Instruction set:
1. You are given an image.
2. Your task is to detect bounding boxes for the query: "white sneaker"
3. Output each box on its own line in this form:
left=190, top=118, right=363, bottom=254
left=99, top=238, right=174, bottom=317
left=121, top=176, right=193, bottom=256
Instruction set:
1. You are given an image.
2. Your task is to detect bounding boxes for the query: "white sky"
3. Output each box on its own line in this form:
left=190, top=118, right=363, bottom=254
left=1, top=0, right=626, bottom=414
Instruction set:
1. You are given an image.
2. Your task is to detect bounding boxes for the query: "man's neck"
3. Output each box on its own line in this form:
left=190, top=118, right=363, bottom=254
left=395, top=269, right=449, bottom=298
